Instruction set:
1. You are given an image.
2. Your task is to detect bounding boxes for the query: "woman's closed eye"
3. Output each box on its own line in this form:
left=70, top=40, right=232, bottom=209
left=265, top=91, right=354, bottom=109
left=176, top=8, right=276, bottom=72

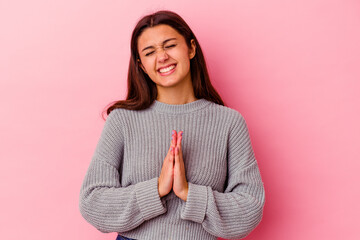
left=145, top=51, right=155, bottom=56
left=165, top=44, right=176, bottom=49
left=145, top=44, right=177, bottom=56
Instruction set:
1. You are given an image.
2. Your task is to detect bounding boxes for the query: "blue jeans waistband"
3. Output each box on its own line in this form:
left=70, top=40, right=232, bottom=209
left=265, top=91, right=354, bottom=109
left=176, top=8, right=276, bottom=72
left=116, top=234, right=136, bottom=240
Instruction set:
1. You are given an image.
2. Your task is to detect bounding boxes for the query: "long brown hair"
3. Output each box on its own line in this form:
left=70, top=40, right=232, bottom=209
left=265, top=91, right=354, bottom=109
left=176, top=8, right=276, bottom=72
left=102, top=10, right=225, bottom=119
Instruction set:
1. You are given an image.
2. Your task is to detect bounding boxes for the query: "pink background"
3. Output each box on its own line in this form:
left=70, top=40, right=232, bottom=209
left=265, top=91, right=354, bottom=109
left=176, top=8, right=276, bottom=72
left=1, top=0, right=359, bottom=239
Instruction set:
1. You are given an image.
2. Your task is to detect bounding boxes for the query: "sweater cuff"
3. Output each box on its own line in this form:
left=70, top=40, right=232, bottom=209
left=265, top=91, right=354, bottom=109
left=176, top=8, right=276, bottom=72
left=135, top=177, right=167, bottom=221
left=180, top=182, right=207, bottom=223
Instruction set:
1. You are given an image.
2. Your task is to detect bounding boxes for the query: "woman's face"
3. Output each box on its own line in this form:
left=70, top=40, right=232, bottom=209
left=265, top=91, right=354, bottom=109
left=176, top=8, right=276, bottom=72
left=137, top=24, right=196, bottom=89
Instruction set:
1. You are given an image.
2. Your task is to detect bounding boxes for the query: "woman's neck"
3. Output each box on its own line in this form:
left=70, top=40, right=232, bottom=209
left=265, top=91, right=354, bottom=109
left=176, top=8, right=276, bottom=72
left=156, top=96, right=198, bottom=105
left=156, top=77, right=197, bottom=105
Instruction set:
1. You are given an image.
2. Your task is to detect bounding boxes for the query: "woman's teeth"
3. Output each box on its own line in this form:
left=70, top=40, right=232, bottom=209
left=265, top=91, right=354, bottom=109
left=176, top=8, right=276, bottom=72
left=159, top=64, right=176, bottom=73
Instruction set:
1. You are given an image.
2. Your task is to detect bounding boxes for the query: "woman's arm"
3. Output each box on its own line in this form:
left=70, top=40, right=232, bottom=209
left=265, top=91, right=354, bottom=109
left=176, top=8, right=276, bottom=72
left=180, top=112, right=265, bottom=239
left=78, top=110, right=167, bottom=233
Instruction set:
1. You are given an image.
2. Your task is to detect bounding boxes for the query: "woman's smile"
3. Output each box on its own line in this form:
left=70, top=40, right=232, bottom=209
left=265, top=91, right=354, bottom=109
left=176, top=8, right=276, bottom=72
left=158, top=64, right=177, bottom=76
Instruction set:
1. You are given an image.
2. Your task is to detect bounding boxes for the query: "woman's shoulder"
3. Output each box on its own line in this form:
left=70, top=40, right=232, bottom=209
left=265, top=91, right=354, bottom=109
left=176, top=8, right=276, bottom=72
left=105, top=106, right=152, bottom=126
left=208, top=101, right=245, bottom=121
left=107, top=106, right=143, bottom=117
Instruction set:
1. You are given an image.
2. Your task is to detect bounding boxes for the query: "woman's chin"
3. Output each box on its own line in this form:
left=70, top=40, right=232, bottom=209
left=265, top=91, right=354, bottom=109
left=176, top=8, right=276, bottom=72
left=155, top=78, right=183, bottom=88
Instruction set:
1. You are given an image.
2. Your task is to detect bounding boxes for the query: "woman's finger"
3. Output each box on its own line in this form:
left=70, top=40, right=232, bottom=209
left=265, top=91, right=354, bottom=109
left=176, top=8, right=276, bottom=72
left=168, top=130, right=176, bottom=154
left=177, top=131, right=183, bottom=158
left=172, top=130, right=177, bottom=147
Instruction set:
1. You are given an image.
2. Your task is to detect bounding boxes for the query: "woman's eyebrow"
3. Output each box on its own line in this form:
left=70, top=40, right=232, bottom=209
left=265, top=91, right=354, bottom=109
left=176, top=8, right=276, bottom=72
left=141, top=38, right=177, bottom=52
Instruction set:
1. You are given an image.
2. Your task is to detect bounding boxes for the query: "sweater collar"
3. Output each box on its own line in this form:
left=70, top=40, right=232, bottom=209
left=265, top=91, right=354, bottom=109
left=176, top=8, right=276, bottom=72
left=149, top=98, right=211, bottom=114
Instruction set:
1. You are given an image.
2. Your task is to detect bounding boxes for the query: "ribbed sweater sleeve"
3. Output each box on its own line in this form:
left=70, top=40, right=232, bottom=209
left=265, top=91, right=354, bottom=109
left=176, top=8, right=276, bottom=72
left=78, top=110, right=167, bottom=233
left=180, top=112, right=265, bottom=239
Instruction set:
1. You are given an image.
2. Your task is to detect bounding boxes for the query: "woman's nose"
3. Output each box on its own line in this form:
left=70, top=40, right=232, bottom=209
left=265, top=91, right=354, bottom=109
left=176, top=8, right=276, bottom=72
left=157, top=48, right=169, bottom=62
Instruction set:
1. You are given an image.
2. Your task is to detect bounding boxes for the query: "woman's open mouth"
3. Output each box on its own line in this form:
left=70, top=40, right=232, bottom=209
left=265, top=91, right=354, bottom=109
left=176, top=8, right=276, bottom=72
left=158, top=64, right=177, bottom=76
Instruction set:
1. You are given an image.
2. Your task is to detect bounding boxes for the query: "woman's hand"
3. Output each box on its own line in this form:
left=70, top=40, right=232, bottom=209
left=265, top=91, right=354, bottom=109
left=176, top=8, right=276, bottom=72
left=172, top=131, right=189, bottom=201
left=158, top=130, right=177, bottom=198
left=158, top=130, right=189, bottom=201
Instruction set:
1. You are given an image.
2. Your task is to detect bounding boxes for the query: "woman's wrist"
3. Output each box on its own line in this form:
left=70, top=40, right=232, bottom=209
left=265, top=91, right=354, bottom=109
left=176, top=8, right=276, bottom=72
left=179, top=187, right=189, bottom=201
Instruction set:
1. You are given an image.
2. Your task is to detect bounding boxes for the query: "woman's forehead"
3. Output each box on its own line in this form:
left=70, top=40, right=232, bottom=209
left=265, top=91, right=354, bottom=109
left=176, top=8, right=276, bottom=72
left=138, top=25, right=183, bottom=48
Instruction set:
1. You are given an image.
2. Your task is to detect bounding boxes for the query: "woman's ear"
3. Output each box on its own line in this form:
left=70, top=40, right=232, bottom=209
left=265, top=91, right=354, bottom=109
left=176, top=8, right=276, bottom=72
left=189, top=39, right=196, bottom=59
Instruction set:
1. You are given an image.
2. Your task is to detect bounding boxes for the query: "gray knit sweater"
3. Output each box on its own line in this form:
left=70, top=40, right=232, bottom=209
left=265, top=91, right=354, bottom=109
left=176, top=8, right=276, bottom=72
left=79, top=98, right=265, bottom=240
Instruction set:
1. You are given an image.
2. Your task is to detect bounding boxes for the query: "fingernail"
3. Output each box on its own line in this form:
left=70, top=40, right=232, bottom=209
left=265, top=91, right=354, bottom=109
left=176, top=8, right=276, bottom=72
left=180, top=132, right=183, bottom=136
left=172, top=130, right=175, bottom=134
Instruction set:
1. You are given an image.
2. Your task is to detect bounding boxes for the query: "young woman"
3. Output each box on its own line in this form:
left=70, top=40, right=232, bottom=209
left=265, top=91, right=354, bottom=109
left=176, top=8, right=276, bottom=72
left=79, top=10, right=265, bottom=240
